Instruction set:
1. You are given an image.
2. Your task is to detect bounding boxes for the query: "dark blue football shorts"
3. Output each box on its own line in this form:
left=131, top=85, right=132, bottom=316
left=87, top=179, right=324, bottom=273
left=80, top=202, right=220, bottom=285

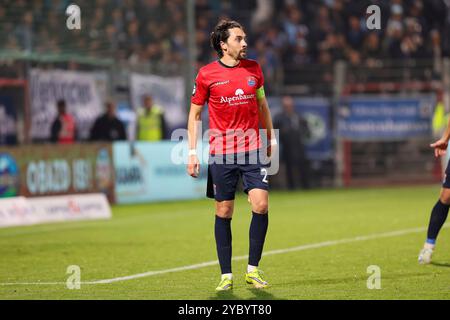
left=443, top=158, right=450, bottom=188
left=206, top=150, right=269, bottom=201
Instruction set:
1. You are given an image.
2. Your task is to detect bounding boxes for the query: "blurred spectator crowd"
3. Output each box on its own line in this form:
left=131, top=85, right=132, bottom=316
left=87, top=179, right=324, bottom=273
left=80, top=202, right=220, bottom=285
left=1, top=0, right=449, bottom=77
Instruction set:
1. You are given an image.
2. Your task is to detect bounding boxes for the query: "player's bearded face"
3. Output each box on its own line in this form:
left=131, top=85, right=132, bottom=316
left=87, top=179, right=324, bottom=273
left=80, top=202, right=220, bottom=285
left=225, top=28, right=247, bottom=60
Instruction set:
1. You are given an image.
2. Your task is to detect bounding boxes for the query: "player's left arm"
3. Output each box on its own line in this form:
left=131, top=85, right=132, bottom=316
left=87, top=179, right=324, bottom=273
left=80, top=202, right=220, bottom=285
left=256, top=87, right=276, bottom=155
left=431, top=115, right=450, bottom=157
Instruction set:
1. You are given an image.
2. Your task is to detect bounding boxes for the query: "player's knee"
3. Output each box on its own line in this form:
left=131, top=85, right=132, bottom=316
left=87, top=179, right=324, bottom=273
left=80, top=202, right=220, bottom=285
left=216, top=206, right=234, bottom=218
left=439, top=193, right=450, bottom=205
left=252, top=200, right=268, bottom=214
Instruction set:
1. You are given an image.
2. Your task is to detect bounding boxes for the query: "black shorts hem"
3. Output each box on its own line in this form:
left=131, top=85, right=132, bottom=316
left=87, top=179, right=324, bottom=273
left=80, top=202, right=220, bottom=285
left=213, top=196, right=236, bottom=202
left=244, top=186, right=269, bottom=194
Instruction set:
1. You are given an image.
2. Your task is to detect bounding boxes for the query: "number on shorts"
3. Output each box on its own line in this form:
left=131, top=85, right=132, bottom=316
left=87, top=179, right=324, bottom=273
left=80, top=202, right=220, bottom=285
left=261, top=168, right=268, bottom=184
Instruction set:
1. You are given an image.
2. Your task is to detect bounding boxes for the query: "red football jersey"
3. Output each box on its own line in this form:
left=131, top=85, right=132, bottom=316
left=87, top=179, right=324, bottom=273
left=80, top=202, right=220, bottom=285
left=191, top=59, right=264, bottom=155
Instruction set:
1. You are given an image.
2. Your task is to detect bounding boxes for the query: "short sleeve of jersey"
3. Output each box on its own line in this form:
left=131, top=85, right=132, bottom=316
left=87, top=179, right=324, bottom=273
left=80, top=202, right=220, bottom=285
left=191, top=69, right=209, bottom=106
left=256, top=63, right=265, bottom=88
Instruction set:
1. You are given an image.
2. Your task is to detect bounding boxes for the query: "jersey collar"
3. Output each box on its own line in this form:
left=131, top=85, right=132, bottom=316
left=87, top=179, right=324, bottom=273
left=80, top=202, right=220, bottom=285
left=218, top=59, right=241, bottom=68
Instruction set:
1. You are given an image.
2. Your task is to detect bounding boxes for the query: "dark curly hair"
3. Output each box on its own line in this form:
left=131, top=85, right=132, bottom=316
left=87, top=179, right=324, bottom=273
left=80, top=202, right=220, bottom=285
left=210, top=20, right=244, bottom=58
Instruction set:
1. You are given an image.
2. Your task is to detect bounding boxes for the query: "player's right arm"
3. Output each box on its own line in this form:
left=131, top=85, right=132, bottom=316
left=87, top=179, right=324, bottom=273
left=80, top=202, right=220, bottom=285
left=431, top=116, right=450, bottom=157
left=187, top=103, right=202, bottom=178
left=187, top=68, right=208, bottom=177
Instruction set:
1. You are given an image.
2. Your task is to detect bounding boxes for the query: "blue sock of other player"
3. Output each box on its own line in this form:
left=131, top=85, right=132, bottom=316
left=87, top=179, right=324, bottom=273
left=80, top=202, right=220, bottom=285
left=215, top=215, right=232, bottom=276
left=426, top=200, right=449, bottom=245
left=248, top=212, right=268, bottom=271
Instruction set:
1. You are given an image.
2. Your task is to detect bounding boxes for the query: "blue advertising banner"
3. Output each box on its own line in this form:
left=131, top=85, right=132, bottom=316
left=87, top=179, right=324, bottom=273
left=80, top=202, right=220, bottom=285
left=113, top=141, right=207, bottom=204
left=337, top=96, right=434, bottom=140
left=268, top=97, right=332, bottom=160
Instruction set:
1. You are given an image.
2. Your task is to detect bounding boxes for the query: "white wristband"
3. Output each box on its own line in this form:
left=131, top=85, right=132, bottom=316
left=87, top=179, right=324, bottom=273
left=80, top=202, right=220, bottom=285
left=270, top=139, right=278, bottom=146
left=188, top=149, right=197, bottom=156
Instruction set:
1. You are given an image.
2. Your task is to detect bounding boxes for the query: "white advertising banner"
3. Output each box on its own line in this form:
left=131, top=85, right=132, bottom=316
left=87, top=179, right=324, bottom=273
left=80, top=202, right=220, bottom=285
left=0, top=197, right=35, bottom=227
left=0, top=194, right=111, bottom=228
left=29, top=69, right=105, bottom=140
left=129, top=73, right=186, bottom=135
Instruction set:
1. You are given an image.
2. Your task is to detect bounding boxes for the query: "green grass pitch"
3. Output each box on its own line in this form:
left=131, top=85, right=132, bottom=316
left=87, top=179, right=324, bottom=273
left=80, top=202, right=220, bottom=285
left=0, top=185, right=449, bottom=300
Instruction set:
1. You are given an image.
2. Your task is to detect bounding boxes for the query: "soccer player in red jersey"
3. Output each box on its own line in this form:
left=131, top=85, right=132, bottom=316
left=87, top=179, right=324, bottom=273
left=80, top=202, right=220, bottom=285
left=187, top=20, right=276, bottom=290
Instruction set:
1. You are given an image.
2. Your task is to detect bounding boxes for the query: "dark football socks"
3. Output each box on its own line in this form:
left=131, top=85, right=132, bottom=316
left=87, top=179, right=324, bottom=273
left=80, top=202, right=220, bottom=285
left=248, top=211, right=269, bottom=267
left=215, top=215, right=232, bottom=274
left=426, top=200, right=449, bottom=244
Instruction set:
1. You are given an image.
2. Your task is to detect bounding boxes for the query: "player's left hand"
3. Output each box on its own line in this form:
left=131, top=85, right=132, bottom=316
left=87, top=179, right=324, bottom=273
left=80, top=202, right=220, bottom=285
left=430, top=138, right=448, bottom=158
left=267, top=139, right=277, bottom=159
left=267, top=145, right=273, bottom=158
left=187, top=155, right=200, bottom=178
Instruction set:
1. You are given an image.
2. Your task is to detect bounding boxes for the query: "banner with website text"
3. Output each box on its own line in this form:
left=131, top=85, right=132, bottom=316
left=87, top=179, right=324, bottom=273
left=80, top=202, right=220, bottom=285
left=337, top=96, right=435, bottom=140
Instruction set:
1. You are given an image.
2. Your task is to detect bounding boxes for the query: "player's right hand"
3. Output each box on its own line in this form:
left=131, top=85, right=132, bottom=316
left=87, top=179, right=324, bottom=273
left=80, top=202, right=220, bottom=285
left=430, top=138, right=448, bottom=158
left=187, top=155, right=200, bottom=178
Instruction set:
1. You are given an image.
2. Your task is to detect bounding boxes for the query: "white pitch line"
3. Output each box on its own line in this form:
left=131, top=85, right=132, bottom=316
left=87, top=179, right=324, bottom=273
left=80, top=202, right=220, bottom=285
left=1, top=224, right=448, bottom=286
left=0, top=282, right=65, bottom=285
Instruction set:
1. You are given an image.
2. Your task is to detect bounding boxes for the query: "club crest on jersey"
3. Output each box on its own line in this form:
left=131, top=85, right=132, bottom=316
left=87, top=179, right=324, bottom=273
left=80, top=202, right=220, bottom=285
left=247, top=76, right=256, bottom=87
